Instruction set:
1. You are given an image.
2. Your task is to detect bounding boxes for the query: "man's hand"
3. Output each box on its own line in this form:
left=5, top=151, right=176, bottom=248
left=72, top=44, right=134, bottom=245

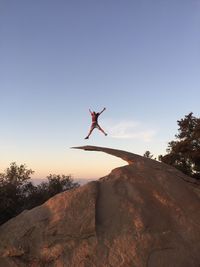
left=99, top=107, right=106, bottom=114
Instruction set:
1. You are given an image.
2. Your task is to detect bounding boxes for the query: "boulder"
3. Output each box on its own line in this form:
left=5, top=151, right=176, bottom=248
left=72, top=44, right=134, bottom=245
left=0, top=146, right=200, bottom=267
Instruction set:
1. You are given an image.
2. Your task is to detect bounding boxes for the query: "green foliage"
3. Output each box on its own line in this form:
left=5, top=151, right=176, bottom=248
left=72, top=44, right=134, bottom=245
left=46, top=174, right=79, bottom=197
left=0, top=163, right=34, bottom=224
left=0, top=163, right=80, bottom=225
left=143, top=151, right=154, bottom=159
left=25, top=174, right=79, bottom=210
left=160, top=113, right=200, bottom=179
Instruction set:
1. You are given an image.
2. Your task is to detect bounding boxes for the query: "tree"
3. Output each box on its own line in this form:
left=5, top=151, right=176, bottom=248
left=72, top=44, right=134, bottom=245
left=25, top=174, right=80, bottom=209
left=46, top=174, right=79, bottom=197
left=0, top=163, right=80, bottom=225
left=0, top=162, right=34, bottom=224
left=143, top=151, right=154, bottom=159
left=159, top=113, right=200, bottom=179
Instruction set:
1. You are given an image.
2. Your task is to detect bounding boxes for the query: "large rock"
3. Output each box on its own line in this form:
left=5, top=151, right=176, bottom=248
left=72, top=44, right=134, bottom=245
left=0, top=146, right=200, bottom=267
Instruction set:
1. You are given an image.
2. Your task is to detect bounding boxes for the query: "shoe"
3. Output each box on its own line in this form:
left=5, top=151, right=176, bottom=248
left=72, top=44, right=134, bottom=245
left=85, top=136, right=89, bottom=139
left=105, top=133, right=108, bottom=136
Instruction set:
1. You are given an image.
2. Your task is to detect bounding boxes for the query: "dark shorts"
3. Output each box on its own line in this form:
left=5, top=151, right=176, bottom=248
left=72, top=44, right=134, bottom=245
left=91, top=122, right=100, bottom=129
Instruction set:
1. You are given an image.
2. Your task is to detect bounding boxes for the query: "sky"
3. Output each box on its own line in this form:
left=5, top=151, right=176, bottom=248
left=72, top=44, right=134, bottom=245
left=0, top=0, right=200, bottom=181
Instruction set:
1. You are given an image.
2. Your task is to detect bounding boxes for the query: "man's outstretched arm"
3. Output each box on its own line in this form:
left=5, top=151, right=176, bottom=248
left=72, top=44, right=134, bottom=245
left=99, top=107, right=106, bottom=115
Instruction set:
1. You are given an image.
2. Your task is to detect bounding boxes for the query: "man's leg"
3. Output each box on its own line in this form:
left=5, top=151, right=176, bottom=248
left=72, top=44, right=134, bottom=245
left=97, top=124, right=107, bottom=136
left=85, top=125, right=95, bottom=139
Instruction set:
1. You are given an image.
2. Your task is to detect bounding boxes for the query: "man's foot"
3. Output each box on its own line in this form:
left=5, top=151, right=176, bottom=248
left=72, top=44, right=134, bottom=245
left=105, top=133, right=108, bottom=136
left=85, top=136, right=89, bottom=139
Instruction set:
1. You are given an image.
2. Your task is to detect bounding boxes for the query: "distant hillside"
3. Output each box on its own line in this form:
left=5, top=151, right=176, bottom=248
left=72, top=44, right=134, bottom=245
left=31, top=178, right=47, bottom=185
left=32, top=178, right=93, bottom=186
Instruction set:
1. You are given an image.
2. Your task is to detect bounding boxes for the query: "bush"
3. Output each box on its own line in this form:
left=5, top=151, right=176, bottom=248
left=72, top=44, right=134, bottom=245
left=159, top=113, right=200, bottom=179
left=0, top=163, right=79, bottom=225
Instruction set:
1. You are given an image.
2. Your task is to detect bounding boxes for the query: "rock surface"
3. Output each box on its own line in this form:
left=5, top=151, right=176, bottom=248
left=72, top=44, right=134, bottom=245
left=0, top=146, right=200, bottom=267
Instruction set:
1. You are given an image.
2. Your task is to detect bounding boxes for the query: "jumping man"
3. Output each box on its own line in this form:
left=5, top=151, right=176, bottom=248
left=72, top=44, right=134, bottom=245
left=85, top=108, right=107, bottom=139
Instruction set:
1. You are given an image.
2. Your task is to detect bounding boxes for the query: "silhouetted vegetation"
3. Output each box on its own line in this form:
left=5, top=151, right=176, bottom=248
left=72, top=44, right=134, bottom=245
left=143, top=151, right=155, bottom=159
left=0, top=163, right=79, bottom=225
left=159, top=112, right=200, bottom=180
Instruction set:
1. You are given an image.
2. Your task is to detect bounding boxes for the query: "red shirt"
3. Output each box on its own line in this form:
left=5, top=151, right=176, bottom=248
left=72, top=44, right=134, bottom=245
left=91, top=112, right=99, bottom=123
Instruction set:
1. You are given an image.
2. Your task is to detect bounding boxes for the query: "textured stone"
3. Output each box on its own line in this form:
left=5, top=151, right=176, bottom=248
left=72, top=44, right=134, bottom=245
left=0, top=146, right=200, bottom=267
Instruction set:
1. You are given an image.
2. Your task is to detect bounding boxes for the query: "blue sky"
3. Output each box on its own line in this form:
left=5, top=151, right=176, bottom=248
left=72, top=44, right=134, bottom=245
left=0, top=0, right=200, bottom=180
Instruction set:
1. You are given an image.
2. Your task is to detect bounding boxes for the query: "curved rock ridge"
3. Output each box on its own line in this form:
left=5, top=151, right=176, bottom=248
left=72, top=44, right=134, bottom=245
left=0, top=146, right=200, bottom=267
left=72, top=145, right=199, bottom=184
left=72, top=145, right=150, bottom=165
